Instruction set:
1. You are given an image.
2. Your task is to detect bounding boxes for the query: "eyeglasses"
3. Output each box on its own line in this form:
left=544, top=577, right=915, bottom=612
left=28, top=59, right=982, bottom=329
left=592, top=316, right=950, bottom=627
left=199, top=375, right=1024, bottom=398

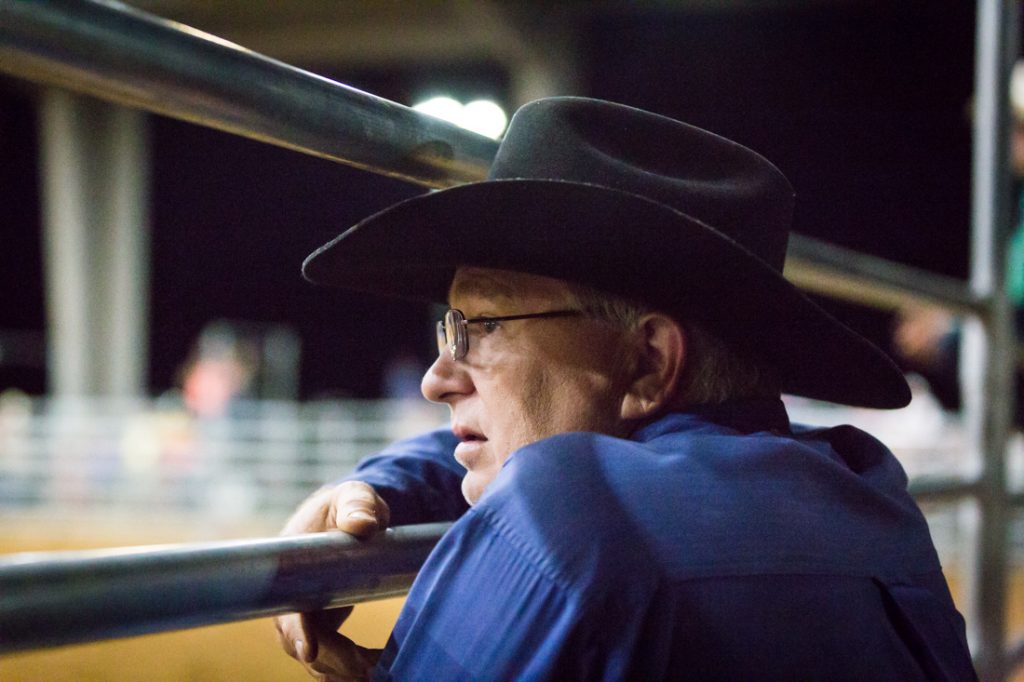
left=436, top=308, right=581, bottom=361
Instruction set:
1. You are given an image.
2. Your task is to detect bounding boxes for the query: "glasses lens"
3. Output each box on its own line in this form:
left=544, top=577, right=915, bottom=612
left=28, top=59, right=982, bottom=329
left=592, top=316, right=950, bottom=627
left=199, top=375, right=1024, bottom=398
left=443, top=309, right=466, bottom=360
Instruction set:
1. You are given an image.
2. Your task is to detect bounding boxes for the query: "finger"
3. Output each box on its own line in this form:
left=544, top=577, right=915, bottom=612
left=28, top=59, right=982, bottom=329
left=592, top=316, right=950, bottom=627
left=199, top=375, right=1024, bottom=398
left=275, top=612, right=318, bottom=663
left=306, top=606, right=353, bottom=634
left=330, top=482, right=390, bottom=538
left=281, top=486, right=337, bottom=536
left=307, top=626, right=382, bottom=681
left=276, top=605, right=356, bottom=662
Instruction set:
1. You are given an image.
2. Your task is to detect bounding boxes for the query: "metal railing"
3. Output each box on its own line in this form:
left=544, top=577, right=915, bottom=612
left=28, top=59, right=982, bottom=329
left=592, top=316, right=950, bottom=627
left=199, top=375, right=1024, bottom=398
left=785, top=236, right=987, bottom=316
left=0, top=0, right=497, bottom=189
left=0, top=523, right=450, bottom=654
left=0, top=1, right=986, bottom=315
left=0, top=0, right=1019, bottom=678
left=0, top=396, right=448, bottom=520
left=0, top=393, right=990, bottom=651
left=0, top=394, right=973, bottom=518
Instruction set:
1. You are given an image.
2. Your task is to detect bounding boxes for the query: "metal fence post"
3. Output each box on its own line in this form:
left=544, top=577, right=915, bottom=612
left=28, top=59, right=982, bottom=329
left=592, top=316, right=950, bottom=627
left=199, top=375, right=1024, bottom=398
left=966, top=1, right=1019, bottom=679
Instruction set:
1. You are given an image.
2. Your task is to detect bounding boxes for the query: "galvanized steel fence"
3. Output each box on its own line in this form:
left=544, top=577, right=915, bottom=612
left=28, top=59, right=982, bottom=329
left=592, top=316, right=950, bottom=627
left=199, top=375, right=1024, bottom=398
left=0, top=0, right=1020, bottom=678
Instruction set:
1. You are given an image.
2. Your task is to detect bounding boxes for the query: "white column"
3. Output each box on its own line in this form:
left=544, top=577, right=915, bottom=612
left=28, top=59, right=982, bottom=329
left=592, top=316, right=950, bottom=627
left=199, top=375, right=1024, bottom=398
left=102, top=104, right=151, bottom=398
left=38, top=90, right=150, bottom=398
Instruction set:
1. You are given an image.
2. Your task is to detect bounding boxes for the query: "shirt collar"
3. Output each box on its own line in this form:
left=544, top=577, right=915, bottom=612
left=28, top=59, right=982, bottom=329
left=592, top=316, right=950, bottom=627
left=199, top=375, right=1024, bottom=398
left=632, top=398, right=792, bottom=442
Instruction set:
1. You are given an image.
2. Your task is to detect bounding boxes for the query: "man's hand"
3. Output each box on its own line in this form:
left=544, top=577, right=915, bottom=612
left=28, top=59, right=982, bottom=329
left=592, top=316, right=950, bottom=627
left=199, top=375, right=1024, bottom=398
left=274, top=481, right=390, bottom=680
left=280, top=480, right=391, bottom=538
left=276, top=607, right=382, bottom=681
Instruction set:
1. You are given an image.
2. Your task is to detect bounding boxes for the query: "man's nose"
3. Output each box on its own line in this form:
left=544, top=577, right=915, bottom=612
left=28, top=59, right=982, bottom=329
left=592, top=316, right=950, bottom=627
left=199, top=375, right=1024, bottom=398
left=421, top=352, right=472, bottom=404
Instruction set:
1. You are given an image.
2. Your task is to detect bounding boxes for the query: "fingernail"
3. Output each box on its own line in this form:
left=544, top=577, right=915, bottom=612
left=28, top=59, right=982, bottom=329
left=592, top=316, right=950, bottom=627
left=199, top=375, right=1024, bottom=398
left=347, top=510, right=375, bottom=522
left=295, top=639, right=307, bottom=662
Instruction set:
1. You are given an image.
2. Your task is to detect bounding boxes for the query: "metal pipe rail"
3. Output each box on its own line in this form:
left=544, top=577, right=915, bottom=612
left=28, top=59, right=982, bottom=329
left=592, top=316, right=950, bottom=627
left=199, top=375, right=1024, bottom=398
left=0, top=0, right=1016, bottom=675
left=0, top=523, right=451, bottom=654
left=907, top=476, right=983, bottom=502
left=785, top=235, right=986, bottom=316
left=0, top=0, right=497, bottom=188
left=0, top=0, right=986, bottom=318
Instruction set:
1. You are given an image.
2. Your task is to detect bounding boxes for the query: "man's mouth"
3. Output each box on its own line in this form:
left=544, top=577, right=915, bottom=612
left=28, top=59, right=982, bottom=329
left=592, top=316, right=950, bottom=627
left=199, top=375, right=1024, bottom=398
left=453, top=425, right=487, bottom=443
left=452, top=426, right=488, bottom=467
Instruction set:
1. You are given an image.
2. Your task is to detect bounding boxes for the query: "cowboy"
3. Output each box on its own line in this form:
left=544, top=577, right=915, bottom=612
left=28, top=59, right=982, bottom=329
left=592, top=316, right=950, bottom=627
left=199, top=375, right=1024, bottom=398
left=276, top=98, right=975, bottom=680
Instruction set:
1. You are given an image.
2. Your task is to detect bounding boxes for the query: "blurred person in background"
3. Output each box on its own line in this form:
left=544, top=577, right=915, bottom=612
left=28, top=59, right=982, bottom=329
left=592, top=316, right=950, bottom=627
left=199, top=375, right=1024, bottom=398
left=178, top=321, right=260, bottom=418
left=893, top=60, right=1024, bottom=419
left=276, top=98, right=974, bottom=680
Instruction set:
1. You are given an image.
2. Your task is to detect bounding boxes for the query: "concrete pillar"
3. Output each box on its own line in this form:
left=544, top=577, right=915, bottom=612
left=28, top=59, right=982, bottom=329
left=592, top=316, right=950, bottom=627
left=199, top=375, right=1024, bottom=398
left=38, top=90, right=150, bottom=398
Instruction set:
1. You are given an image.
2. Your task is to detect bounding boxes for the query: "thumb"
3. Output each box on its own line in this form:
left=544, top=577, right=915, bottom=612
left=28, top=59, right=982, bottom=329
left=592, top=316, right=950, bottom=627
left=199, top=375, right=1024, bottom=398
left=331, top=482, right=391, bottom=538
left=307, top=622, right=382, bottom=680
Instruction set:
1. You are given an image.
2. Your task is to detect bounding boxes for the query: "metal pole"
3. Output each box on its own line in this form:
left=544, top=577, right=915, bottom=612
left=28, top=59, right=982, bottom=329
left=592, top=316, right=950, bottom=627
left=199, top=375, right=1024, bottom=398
left=964, top=0, right=1018, bottom=679
left=0, top=523, right=451, bottom=654
left=0, top=0, right=992, bottom=319
left=0, top=0, right=497, bottom=189
left=907, top=477, right=982, bottom=502
left=785, top=234, right=986, bottom=315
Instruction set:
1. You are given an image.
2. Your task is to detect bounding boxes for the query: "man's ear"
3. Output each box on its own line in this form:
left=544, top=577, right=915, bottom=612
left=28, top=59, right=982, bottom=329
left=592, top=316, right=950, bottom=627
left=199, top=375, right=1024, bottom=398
left=620, top=313, right=686, bottom=421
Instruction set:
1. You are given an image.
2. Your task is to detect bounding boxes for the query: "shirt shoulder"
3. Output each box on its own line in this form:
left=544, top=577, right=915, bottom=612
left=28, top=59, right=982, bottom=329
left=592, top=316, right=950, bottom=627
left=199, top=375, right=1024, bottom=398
left=475, top=419, right=940, bottom=581
left=471, top=431, right=665, bottom=598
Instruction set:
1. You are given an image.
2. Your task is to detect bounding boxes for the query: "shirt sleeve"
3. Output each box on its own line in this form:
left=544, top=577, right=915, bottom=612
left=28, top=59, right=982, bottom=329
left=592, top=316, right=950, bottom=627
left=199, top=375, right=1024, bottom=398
left=375, top=510, right=638, bottom=681
left=341, top=427, right=469, bottom=525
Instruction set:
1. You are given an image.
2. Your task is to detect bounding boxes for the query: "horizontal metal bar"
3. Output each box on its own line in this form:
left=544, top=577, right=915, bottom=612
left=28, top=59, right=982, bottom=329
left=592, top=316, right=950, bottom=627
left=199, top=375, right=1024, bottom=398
left=0, top=522, right=450, bottom=654
left=0, top=2, right=987, bottom=317
left=0, top=0, right=496, bottom=188
left=785, top=235, right=985, bottom=316
left=907, top=475, right=982, bottom=502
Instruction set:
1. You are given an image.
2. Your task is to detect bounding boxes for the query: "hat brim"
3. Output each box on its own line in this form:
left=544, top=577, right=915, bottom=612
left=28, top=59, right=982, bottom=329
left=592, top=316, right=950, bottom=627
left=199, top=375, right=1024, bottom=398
left=304, top=179, right=910, bottom=409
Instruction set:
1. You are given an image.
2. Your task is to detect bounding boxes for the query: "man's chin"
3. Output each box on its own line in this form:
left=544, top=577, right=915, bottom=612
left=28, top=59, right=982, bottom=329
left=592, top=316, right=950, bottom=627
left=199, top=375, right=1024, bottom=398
left=461, top=474, right=492, bottom=506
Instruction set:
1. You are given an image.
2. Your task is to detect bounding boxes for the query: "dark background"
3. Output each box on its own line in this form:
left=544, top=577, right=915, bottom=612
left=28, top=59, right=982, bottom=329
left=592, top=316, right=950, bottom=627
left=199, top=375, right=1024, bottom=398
left=0, top=2, right=979, bottom=398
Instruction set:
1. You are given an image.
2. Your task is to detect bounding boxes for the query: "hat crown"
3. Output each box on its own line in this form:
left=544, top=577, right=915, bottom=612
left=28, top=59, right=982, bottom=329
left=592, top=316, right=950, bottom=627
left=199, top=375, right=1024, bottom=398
left=490, top=97, right=795, bottom=271
left=301, top=96, right=911, bottom=408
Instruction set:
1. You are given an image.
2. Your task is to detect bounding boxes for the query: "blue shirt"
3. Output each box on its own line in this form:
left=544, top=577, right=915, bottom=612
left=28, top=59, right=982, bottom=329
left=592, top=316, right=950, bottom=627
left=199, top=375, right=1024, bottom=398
left=348, top=400, right=975, bottom=681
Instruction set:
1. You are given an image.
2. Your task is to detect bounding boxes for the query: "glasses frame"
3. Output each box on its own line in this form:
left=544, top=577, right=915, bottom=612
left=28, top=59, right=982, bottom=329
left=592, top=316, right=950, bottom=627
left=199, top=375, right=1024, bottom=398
left=436, top=308, right=581, bottom=361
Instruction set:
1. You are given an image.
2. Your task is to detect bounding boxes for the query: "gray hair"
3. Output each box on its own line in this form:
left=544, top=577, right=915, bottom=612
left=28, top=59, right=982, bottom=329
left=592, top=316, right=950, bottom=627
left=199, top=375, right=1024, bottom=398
left=567, top=283, right=780, bottom=406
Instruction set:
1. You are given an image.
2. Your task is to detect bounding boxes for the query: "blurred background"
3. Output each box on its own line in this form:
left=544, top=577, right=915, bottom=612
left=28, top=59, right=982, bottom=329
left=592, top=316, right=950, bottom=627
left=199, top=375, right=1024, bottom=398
left=0, top=0, right=1020, bottom=679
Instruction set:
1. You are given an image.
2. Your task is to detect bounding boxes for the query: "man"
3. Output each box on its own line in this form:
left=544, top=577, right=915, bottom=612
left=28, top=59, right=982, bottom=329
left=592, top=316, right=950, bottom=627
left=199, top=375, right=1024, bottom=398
left=276, top=97, right=975, bottom=680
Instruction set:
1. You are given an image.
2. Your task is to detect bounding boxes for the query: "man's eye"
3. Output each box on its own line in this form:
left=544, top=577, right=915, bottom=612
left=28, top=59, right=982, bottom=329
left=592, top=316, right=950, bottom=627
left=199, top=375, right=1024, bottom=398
left=480, top=319, right=500, bottom=333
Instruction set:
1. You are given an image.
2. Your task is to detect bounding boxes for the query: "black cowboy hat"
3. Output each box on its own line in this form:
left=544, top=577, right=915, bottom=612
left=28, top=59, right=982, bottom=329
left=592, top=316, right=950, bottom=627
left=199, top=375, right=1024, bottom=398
left=304, top=97, right=910, bottom=409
